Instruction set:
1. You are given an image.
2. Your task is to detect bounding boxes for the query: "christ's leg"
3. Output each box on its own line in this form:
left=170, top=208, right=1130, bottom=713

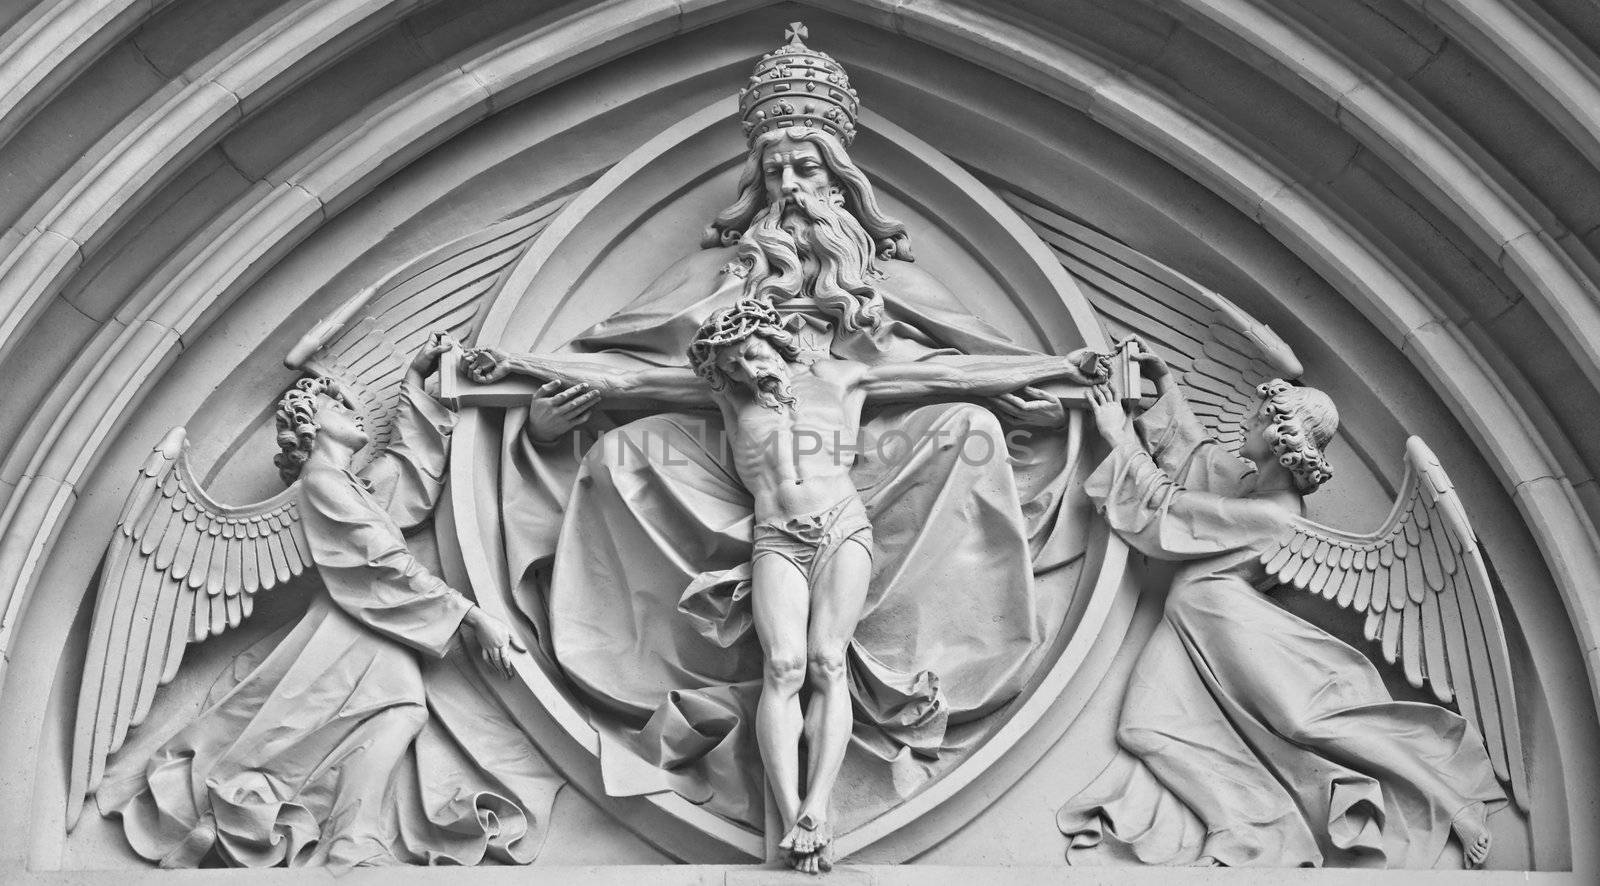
left=751, top=552, right=812, bottom=860
left=794, top=538, right=872, bottom=863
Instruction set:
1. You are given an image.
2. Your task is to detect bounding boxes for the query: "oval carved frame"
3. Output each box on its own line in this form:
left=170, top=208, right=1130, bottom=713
left=439, top=96, right=1140, bottom=863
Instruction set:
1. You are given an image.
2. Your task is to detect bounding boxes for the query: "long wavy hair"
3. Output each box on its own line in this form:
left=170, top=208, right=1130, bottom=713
left=702, top=127, right=912, bottom=262
left=734, top=188, right=886, bottom=333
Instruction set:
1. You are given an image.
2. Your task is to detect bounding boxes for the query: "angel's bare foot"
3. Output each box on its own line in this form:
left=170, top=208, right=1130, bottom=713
left=1452, top=803, right=1492, bottom=867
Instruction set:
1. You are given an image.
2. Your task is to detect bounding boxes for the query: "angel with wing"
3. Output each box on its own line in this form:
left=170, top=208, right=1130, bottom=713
left=74, top=334, right=548, bottom=870
left=1059, top=340, right=1524, bottom=870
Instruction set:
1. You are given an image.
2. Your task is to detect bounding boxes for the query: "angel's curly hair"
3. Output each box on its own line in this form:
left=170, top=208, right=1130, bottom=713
left=686, top=298, right=802, bottom=390
left=1256, top=379, right=1338, bottom=494
left=273, top=376, right=342, bottom=485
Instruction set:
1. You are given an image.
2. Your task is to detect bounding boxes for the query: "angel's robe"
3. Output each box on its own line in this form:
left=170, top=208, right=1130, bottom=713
left=98, top=384, right=561, bottom=870
left=493, top=246, right=1094, bottom=826
left=1056, top=389, right=1504, bottom=868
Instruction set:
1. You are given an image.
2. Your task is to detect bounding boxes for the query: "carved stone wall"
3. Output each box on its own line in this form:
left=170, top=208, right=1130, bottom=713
left=0, top=1, right=1597, bottom=881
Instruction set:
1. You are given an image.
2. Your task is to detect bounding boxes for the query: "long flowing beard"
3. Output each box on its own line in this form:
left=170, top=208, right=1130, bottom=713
left=752, top=371, right=796, bottom=410
left=736, top=192, right=884, bottom=332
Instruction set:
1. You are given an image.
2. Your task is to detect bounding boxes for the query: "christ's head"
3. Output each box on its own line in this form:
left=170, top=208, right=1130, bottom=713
left=688, top=298, right=804, bottom=410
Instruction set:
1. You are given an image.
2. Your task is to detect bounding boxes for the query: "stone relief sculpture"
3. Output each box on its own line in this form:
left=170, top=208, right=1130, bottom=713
left=455, top=24, right=1118, bottom=848
left=999, top=192, right=1306, bottom=451
left=461, top=297, right=1113, bottom=871
left=1060, top=344, right=1526, bottom=869
left=68, top=336, right=560, bottom=869
left=58, top=20, right=1534, bottom=874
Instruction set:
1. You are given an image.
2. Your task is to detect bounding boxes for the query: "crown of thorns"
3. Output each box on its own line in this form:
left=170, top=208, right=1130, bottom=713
left=687, top=298, right=786, bottom=379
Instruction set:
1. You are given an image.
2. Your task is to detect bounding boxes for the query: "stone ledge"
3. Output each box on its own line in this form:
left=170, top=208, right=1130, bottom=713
left=0, top=865, right=1587, bottom=885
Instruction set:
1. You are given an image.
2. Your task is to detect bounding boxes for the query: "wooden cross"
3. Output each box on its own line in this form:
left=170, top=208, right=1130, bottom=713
left=437, top=345, right=1141, bottom=411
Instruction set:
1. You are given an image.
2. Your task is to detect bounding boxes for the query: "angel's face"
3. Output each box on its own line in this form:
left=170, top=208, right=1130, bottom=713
left=1240, top=399, right=1275, bottom=463
left=314, top=393, right=368, bottom=451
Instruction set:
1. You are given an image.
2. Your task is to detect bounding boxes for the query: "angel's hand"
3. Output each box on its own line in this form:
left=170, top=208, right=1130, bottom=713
left=1064, top=347, right=1113, bottom=384
left=1088, top=383, right=1135, bottom=445
left=463, top=347, right=511, bottom=383
left=408, top=331, right=457, bottom=382
left=463, top=606, right=525, bottom=679
left=526, top=380, right=601, bottom=444
left=1118, top=335, right=1174, bottom=393
left=992, top=386, right=1066, bottom=429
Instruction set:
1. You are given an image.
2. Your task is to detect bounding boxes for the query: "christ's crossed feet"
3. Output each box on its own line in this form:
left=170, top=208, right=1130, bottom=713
left=781, top=813, right=834, bottom=875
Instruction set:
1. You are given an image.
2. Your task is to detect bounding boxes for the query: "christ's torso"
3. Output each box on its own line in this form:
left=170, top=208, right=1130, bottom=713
left=716, top=359, right=866, bottom=520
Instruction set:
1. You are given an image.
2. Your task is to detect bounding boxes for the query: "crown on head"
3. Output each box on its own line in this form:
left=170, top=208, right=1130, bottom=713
left=687, top=298, right=792, bottom=381
left=738, top=22, right=860, bottom=147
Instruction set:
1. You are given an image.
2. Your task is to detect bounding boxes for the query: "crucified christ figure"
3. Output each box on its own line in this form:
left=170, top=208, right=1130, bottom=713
left=464, top=298, right=1110, bottom=873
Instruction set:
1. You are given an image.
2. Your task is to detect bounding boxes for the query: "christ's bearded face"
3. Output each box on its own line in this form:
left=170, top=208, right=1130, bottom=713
left=714, top=335, right=795, bottom=410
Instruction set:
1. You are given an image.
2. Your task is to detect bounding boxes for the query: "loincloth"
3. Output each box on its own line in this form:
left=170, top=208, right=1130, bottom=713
left=751, top=494, right=874, bottom=584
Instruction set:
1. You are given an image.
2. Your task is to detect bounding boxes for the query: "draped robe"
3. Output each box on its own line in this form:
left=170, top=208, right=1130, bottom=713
left=100, top=384, right=563, bottom=870
left=494, top=245, right=1096, bottom=829
left=1056, top=390, right=1504, bottom=868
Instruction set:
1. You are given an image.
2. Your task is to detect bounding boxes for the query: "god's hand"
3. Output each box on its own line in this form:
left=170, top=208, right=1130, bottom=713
left=463, top=606, right=525, bottom=679
left=1087, top=383, right=1135, bottom=445
left=992, top=386, right=1066, bottom=429
left=463, top=347, right=510, bottom=383
left=526, top=380, right=600, bottom=444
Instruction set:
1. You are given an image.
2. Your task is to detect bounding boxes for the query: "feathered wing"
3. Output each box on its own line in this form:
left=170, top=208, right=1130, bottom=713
left=1004, top=192, right=1302, bottom=449
left=1258, top=436, right=1528, bottom=809
left=67, top=428, right=308, bottom=826
left=68, top=196, right=569, bottom=826
left=284, top=195, right=572, bottom=471
left=68, top=197, right=570, bottom=826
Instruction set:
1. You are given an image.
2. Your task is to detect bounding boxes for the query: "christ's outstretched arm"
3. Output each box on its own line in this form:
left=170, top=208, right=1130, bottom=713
left=464, top=348, right=713, bottom=406
left=859, top=350, right=1108, bottom=402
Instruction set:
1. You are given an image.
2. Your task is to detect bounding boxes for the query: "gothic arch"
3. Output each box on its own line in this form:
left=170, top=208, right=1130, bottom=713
left=0, top=0, right=1596, bottom=876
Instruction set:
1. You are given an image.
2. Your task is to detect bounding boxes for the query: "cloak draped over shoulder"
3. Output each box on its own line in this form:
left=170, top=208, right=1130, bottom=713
left=1057, top=390, right=1504, bottom=869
